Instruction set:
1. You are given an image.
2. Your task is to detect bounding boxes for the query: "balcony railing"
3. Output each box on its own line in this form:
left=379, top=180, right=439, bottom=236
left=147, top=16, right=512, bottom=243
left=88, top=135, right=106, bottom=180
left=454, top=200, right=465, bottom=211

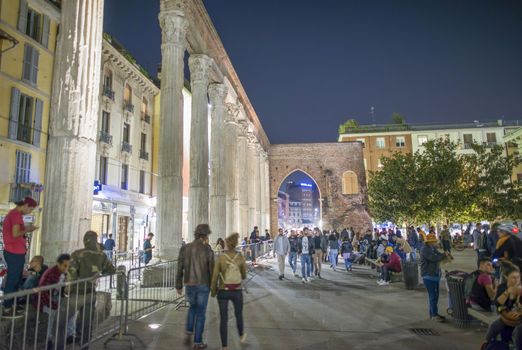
left=123, top=101, right=134, bottom=113
left=141, top=113, right=151, bottom=124
left=139, top=149, right=149, bottom=161
left=17, top=124, right=32, bottom=144
left=484, top=141, right=497, bottom=148
left=121, top=141, right=132, bottom=154
left=9, top=183, right=42, bottom=204
left=462, top=143, right=473, bottom=149
left=102, top=86, right=115, bottom=101
left=99, top=131, right=113, bottom=145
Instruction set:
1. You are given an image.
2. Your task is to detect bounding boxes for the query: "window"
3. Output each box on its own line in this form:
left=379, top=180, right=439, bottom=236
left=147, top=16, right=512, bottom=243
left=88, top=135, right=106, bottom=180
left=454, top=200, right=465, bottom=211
left=99, top=156, right=108, bottom=185
left=22, top=44, right=39, bottom=85
left=356, top=138, right=365, bottom=147
left=486, top=133, right=497, bottom=143
left=9, top=88, right=42, bottom=146
left=463, top=134, right=473, bottom=148
left=140, top=133, right=146, bottom=151
left=141, top=97, right=148, bottom=117
left=25, top=8, right=41, bottom=42
left=18, top=3, right=50, bottom=47
left=376, top=137, right=385, bottom=149
left=124, top=84, right=132, bottom=105
left=121, top=164, right=129, bottom=190
left=103, top=70, right=113, bottom=91
left=123, top=123, right=130, bottom=143
left=139, top=170, right=145, bottom=194
left=101, top=111, right=110, bottom=133
left=395, top=136, right=405, bottom=148
left=15, top=150, right=31, bottom=183
left=418, top=135, right=428, bottom=146
left=342, top=171, right=359, bottom=195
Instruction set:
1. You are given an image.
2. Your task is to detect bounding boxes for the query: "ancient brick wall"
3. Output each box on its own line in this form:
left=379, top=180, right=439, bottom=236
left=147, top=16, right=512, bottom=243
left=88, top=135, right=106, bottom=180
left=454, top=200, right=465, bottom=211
left=269, top=143, right=372, bottom=235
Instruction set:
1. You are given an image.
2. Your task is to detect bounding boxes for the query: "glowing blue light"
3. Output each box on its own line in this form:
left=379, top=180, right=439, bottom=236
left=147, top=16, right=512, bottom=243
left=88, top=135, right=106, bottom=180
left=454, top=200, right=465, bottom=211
left=300, top=183, right=312, bottom=187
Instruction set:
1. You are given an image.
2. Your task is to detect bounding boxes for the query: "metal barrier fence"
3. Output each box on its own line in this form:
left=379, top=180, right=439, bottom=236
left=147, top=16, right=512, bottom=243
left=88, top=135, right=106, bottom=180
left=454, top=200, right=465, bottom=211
left=0, top=272, right=125, bottom=350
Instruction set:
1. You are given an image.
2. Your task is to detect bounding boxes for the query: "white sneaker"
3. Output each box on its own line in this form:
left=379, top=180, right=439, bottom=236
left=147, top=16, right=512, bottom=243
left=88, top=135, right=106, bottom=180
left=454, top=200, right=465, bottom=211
left=379, top=281, right=390, bottom=286
left=302, top=278, right=306, bottom=283
left=240, top=333, right=247, bottom=343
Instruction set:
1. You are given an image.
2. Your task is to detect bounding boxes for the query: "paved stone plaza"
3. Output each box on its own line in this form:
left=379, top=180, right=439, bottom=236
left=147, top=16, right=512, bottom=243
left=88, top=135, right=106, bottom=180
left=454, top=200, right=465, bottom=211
left=99, top=249, right=485, bottom=350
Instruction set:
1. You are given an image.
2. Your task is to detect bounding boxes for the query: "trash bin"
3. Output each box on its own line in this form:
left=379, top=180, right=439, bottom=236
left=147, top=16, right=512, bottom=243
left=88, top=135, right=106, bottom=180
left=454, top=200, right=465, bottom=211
left=446, top=271, right=472, bottom=327
left=402, top=261, right=419, bottom=290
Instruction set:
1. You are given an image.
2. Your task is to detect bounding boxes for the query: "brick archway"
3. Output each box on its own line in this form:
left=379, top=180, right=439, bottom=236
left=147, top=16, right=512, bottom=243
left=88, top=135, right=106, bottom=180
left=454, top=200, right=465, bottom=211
left=269, top=143, right=372, bottom=235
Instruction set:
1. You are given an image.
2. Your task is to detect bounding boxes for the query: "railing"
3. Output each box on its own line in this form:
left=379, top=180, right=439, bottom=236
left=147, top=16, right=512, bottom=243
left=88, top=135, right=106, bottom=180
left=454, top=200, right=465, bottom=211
left=121, top=141, right=132, bottom=154
left=140, top=113, right=151, bottom=124
left=123, top=101, right=134, bottom=113
left=462, top=143, right=473, bottom=149
left=139, top=149, right=149, bottom=161
left=9, top=183, right=42, bottom=203
left=99, top=130, right=113, bottom=145
left=102, top=86, right=115, bottom=101
left=16, top=124, right=32, bottom=144
left=483, top=141, right=497, bottom=148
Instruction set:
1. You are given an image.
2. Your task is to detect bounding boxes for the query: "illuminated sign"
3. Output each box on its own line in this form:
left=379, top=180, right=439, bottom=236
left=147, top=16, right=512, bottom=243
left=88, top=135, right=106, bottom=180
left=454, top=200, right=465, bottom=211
left=300, top=183, right=313, bottom=187
left=94, top=180, right=103, bottom=195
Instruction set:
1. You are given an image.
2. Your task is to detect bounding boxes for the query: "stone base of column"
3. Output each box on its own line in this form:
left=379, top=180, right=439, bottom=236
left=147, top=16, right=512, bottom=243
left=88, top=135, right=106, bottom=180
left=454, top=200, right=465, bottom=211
left=41, top=136, right=97, bottom=261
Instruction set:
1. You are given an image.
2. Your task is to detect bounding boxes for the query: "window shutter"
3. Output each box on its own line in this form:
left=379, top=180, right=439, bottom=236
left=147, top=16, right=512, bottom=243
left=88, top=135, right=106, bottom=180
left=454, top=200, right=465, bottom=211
left=18, top=0, right=28, bottom=32
left=22, top=44, right=32, bottom=82
left=42, top=15, right=50, bottom=48
left=31, top=46, right=39, bottom=84
left=9, top=87, right=21, bottom=140
left=33, top=98, right=43, bottom=147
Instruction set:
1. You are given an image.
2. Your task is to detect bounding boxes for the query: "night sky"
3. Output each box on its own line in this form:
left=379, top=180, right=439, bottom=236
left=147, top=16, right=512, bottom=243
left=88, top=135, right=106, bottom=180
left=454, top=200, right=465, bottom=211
left=104, top=0, right=522, bottom=143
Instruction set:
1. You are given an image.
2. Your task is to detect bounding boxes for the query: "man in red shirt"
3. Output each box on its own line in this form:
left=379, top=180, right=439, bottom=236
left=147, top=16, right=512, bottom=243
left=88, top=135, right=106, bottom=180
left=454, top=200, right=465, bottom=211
left=2, top=197, right=38, bottom=317
left=378, top=246, right=402, bottom=286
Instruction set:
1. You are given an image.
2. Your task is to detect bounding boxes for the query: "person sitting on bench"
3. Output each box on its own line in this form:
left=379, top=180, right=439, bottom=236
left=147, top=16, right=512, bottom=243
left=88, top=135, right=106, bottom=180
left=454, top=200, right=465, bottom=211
left=377, top=247, right=401, bottom=286
left=468, top=258, right=497, bottom=312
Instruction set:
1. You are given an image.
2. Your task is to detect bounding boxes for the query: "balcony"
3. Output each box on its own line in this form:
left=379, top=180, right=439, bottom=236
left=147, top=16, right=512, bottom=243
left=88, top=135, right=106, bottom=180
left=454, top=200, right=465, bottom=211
left=123, top=101, right=134, bottom=113
left=9, top=183, right=42, bottom=204
left=141, top=112, right=151, bottom=124
left=462, top=143, right=473, bottom=150
left=99, top=131, right=113, bottom=145
left=121, top=141, right=132, bottom=154
left=102, top=86, right=115, bottom=101
left=484, top=141, right=497, bottom=148
left=139, top=149, right=149, bottom=161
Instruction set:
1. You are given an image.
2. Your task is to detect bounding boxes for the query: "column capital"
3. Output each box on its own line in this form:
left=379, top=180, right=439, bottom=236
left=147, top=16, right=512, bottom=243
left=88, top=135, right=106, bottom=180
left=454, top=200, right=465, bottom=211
left=236, top=120, right=249, bottom=138
left=189, top=54, right=213, bottom=86
left=160, top=0, right=189, bottom=12
left=159, top=9, right=188, bottom=49
left=225, top=100, right=244, bottom=125
left=208, top=83, right=228, bottom=108
left=246, top=132, right=258, bottom=149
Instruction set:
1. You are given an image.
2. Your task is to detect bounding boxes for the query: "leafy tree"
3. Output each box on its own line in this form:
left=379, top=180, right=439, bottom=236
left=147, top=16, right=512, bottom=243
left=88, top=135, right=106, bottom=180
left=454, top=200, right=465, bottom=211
left=391, top=112, right=406, bottom=125
left=338, top=119, right=359, bottom=134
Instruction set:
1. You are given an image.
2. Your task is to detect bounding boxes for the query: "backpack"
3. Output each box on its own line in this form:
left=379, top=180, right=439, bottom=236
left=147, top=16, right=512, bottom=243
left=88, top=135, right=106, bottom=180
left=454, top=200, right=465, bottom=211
left=220, top=253, right=242, bottom=286
left=464, top=270, right=481, bottom=299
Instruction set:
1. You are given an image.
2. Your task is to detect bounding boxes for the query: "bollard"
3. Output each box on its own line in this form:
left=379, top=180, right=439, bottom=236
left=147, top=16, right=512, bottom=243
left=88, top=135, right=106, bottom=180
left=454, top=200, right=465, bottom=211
left=116, top=265, right=127, bottom=300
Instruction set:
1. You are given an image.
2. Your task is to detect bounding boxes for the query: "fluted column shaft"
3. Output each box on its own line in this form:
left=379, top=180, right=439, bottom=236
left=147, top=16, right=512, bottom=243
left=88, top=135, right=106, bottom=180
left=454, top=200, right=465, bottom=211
left=247, top=138, right=257, bottom=231
left=259, top=150, right=267, bottom=234
left=41, top=0, right=104, bottom=260
left=237, top=124, right=249, bottom=236
left=254, top=146, right=262, bottom=232
left=224, top=103, right=241, bottom=234
left=188, top=54, right=213, bottom=237
left=209, top=83, right=227, bottom=238
left=156, top=7, right=188, bottom=258
left=264, top=155, right=271, bottom=232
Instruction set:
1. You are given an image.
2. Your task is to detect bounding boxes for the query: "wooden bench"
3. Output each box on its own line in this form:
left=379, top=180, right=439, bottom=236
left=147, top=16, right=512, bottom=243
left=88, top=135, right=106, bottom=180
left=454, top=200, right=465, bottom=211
left=468, top=308, right=497, bottom=325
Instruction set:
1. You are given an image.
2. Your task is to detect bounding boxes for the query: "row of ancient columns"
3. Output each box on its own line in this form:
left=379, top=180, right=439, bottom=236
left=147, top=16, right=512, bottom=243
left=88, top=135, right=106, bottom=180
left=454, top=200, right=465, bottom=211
left=40, top=0, right=270, bottom=260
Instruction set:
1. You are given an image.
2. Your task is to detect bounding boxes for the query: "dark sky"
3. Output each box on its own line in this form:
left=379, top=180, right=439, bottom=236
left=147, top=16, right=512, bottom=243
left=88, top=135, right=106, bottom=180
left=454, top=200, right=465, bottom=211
left=104, top=0, right=522, bottom=143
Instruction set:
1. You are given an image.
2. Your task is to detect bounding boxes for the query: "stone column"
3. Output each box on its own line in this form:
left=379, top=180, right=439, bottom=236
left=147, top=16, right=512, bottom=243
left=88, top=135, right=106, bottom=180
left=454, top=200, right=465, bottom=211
left=156, top=5, right=188, bottom=258
left=255, top=145, right=262, bottom=232
left=209, top=83, right=227, bottom=239
left=247, top=135, right=258, bottom=231
left=258, top=149, right=267, bottom=234
left=264, top=155, right=271, bottom=231
left=41, top=0, right=104, bottom=260
left=188, top=54, right=213, bottom=237
left=237, top=122, right=249, bottom=236
left=224, top=102, right=241, bottom=234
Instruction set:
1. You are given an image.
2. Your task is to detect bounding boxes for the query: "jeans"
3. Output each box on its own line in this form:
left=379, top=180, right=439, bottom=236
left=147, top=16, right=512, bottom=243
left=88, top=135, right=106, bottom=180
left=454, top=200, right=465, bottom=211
left=486, top=318, right=522, bottom=347
left=381, top=266, right=399, bottom=282
left=301, top=254, right=312, bottom=278
left=344, top=257, right=352, bottom=270
left=55, top=293, right=96, bottom=349
left=186, top=285, right=210, bottom=344
left=423, top=277, right=440, bottom=317
left=288, top=252, right=298, bottom=273
left=3, top=251, right=26, bottom=308
left=329, top=249, right=338, bottom=270
left=217, top=290, right=244, bottom=347
left=313, top=249, right=323, bottom=275
left=409, top=250, right=417, bottom=261
left=442, top=240, right=451, bottom=253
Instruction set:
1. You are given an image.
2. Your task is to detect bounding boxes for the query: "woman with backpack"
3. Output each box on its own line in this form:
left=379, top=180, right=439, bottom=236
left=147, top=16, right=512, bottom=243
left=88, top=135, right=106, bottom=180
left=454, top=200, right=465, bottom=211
left=211, top=233, right=248, bottom=350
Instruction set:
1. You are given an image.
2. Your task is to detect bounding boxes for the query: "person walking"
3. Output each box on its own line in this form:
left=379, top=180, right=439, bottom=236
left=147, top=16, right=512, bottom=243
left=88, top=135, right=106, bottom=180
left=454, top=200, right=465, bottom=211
left=103, top=234, right=116, bottom=261
left=211, top=233, right=248, bottom=350
left=420, top=233, right=449, bottom=322
left=313, top=228, right=325, bottom=278
left=2, top=196, right=38, bottom=317
left=492, top=224, right=522, bottom=261
left=143, top=232, right=155, bottom=265
left=340, top=238, right=353, bottom=272
left=328, top=232, right=340, bottom=272
left=176, top=224, right=215, bottom=349
left=288, top=230, right=299, bottom=277
left=298, top=228, right=314, bottom=283
left=273, top=228, right=290, bottom=280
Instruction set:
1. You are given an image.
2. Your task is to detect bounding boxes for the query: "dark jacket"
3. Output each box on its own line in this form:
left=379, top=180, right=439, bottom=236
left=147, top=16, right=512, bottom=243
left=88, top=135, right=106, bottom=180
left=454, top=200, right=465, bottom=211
left=328, top=234, right=340, bottom=250
left=297, top=236, right=315, bottom=255
left=313, top=236, right=325, bottom=250
left=420, top=245, right=445, bottom=277
left=341, top=241, right=353, bottom=254
left=288, top=236, right=299, bottom=253
left=176, top=239, right=215, bottom=290
left=493, top=235, right=522, bottom=261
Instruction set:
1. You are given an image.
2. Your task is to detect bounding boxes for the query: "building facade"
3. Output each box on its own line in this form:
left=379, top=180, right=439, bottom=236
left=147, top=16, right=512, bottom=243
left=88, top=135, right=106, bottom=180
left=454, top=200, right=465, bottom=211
left=0, top=0, right=60, bottom=255
left=91, top=35, right=160, bottom=252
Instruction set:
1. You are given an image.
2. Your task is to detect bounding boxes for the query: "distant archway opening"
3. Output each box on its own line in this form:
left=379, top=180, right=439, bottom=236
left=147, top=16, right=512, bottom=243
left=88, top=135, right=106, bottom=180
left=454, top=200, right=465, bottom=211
left=277, top=170, right=321, bottom=230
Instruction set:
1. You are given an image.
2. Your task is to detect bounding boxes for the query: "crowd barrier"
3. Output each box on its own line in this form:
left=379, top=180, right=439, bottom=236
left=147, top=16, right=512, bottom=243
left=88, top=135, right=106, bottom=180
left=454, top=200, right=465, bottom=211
left=0, top=241, right=274, bottom=349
